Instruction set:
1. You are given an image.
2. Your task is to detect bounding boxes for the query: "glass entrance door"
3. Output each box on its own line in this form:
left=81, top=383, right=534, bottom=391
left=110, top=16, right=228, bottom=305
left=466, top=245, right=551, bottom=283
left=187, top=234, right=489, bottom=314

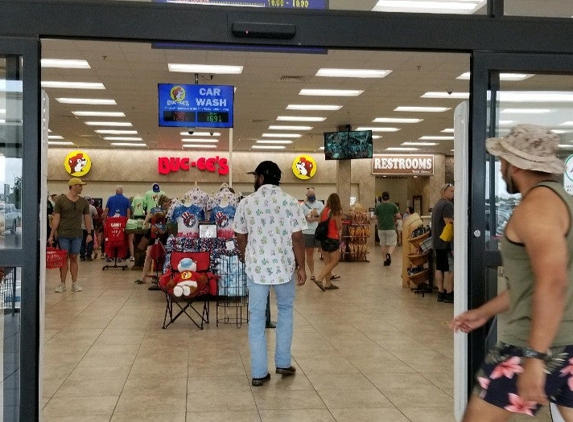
left=456, top=52, right=573, bottom=419
left=0, top=38, right=41, bottom=421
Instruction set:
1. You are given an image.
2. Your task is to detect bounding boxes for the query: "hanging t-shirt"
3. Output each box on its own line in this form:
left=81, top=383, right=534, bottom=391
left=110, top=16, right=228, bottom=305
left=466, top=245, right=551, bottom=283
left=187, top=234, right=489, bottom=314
left=131, top=196, right=146, bottom=218
left=171, top=204, right=205, bottom=238
left=144, top=189, right=165, bottom=213
left=209, top=205, right=236, bottom=239
left=148, top=206, right=168, bottom=240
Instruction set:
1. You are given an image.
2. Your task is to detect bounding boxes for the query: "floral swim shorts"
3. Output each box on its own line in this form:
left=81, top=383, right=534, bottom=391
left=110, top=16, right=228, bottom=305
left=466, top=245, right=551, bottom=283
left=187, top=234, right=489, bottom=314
left=474, top=342, right=573, bottom=416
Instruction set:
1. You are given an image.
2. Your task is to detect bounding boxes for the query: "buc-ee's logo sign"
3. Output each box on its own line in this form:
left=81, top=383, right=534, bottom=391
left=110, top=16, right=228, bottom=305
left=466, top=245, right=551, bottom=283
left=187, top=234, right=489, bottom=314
left=158, top=156, right=229, bottom=175
left=168, top=86, right=189, bottom=106
left=64, top=150, right=92, bottom=176
left=292, top=155, right=317, bottom=180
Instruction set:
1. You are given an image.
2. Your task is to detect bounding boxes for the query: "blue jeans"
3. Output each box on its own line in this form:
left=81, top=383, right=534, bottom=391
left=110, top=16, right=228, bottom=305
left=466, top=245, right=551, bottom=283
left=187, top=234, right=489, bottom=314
left=247, top=274, right=296, bottom=379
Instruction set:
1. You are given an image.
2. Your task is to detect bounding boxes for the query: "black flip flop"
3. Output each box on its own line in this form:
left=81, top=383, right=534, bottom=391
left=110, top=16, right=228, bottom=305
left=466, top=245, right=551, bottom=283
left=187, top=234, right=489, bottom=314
left=313, top=279, right=325, bottom=291
left=330, top=275, right=341, bottom=280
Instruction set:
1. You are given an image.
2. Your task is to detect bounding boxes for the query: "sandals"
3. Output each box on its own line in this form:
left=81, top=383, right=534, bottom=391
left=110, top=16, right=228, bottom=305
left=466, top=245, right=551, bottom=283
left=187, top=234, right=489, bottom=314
left=324, top=284, right=339, bottom=290
left=310, top=276, right=316, bottom=281
left=134, top=279, right=145, bottom=284
left=313, top=279, right=325, bottom=291
left=330, top=275, right=341, bottom=280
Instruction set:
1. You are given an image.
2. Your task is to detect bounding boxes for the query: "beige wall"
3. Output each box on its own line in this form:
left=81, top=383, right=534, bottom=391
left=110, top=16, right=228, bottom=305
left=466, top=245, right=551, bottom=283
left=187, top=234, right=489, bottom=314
left=48, top=149, right=449, bottom=219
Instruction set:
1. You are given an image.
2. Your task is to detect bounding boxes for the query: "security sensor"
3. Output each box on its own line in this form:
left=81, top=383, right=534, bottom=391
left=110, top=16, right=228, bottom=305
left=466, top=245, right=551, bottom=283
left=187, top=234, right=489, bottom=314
left=209, top=131, right=214, bottom=136
left=187, top=127, right=195, bottom=135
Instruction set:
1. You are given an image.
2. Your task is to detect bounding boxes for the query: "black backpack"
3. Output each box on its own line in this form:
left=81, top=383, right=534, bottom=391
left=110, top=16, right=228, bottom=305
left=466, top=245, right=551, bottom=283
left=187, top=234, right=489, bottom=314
left=314, top=212, right=330, bottom=242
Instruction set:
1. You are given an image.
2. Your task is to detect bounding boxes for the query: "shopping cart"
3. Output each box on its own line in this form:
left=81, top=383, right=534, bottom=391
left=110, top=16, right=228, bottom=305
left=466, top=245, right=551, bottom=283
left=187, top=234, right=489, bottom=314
left=102, top=216, right=128, bottom=271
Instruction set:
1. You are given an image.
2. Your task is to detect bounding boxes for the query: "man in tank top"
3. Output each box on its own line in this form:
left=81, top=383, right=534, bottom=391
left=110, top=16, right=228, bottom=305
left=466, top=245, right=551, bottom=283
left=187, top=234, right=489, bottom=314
left=451, top=124, right=573, bottom=420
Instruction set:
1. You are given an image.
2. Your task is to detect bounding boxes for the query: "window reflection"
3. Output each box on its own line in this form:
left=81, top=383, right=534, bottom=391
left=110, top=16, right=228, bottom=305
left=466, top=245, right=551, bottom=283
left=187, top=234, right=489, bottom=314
left=0, top=58, right=23, bottom=250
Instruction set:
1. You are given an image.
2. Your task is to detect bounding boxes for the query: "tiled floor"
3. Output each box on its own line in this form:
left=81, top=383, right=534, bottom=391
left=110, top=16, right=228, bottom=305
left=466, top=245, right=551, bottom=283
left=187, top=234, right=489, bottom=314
left=42, top=247, right=459, bottom=421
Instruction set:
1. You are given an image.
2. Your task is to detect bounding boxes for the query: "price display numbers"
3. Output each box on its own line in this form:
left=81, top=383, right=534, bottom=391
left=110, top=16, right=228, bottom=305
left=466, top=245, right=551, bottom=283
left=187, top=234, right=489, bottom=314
left=197, top=111, right=229, bottom=123
left=268, top=0, right=311, bottom=7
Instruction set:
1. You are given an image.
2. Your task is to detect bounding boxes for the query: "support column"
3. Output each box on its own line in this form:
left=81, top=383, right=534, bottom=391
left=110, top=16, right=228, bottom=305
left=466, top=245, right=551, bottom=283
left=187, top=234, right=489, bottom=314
left=336, top=160, right=352, bottom=212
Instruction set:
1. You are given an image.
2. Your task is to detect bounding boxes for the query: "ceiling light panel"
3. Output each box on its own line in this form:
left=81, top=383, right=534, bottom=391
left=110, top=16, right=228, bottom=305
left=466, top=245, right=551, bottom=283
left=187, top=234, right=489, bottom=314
left=85, top=121, right=132, bottom=126
left=73, top=111, right=125, bottom=117
left=103, top=137, right=143, bottom=141
left=252, top=145, right=286, bottom=150
left=386, top=147, right=420, bottom=151
left=179, top=131, right=221, bottom=137
left=419, top=136, right=454, bottom=140
left=182, top=144, right=218, bottom=148
left=457, top=72, right=534, bottom=81
left=316, top=68, right=392, bottom=78
left=110, top=143, right=147, bottom=147
left=181, top=139, right=219, bottom=143
left=421, top=91, right=469, bottom=99
left=256, top=140, right=293, bottom=144
left=168, top=64, right=243, bottom=74
left=402, top=142, right=439, bottom=146
left=500, top=109, right=551, bottom=114
left=373, top=118, right=423, bottom=123
left=95, top=129, right=137, bottom=134
left=41, top=59, right=90, bottom=69
left=355, top=127, right=400, bottom=132
left=48, top=141, right=75, bottom=146
left=395, top=106, right=451, bottom=112
left=299, top=89, right=363, bottom=97
left=261, top=133, right=301, bottom=138
left=41, top=81, right=105, bottom=89
left=269, top=125, right=313, bottom=130
left=56, top=98, right=116, bottom=105
left=287, top=104, right=342, bottom=111
left=276, top=116, right=326, bottom=122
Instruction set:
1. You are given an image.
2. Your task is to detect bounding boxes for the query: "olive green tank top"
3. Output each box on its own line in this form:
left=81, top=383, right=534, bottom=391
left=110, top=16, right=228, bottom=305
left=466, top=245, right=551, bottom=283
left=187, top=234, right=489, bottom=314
left=499, top=181, right=573, bottom=347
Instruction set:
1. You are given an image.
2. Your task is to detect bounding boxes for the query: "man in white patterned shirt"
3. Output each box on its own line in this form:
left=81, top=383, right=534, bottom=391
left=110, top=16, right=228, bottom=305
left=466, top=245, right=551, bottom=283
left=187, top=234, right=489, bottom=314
left=234, top=161, right=307, bottom=387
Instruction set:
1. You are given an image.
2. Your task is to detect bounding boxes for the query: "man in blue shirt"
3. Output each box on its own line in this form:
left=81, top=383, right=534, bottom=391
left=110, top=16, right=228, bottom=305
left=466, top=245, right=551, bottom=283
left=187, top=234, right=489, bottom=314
left=103, top=186, right=131, bottom=219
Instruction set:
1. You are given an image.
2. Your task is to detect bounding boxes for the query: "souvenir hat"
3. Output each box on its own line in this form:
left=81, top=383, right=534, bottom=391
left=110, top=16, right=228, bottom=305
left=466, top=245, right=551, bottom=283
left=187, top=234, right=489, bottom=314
left=248, top=161, right=282, bottom=183
left=152, top=183, right=160, bottom=193
left=486, top=124, right=565, bottom=174
left=68, top=177, right=86, bottom=186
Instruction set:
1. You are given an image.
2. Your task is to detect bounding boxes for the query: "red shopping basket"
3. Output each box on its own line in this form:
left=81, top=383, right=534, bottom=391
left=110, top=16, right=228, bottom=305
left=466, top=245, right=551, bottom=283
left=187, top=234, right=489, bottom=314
left=46, top=247, right=67, bottom=269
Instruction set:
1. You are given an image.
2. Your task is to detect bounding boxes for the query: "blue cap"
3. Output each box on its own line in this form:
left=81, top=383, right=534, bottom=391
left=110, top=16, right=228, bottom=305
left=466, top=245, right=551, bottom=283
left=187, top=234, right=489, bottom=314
left=152, top=183, right=160, bottom=193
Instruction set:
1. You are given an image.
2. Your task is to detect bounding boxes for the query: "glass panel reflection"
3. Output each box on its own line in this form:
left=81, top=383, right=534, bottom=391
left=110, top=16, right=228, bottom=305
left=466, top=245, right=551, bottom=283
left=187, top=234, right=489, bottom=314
left=486, top=73, right=573, bottom=250
left=0, top=57, right=23, bottom=251
left=0, top=266, right=21, bottom=421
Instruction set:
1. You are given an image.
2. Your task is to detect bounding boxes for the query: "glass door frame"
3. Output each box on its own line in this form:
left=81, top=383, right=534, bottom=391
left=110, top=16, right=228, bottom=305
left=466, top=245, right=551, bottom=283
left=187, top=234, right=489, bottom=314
left=0, top=36, right=41, bottom=422
left=466, top=50, right=573, bottom=398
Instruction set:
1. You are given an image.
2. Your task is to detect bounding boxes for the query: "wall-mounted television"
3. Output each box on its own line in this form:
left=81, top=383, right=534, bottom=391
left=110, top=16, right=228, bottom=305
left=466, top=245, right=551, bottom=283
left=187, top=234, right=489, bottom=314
left=323, top=130, right=373, bottom=160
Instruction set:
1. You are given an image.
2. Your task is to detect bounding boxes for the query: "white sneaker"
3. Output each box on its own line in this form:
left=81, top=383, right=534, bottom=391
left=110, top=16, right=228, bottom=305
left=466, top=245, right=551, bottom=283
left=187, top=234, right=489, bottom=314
left=72, top=282, right=83, bottom=292
left=55, top=283, right=66, bottom=293
left=130, top=256, right=135, bottom=262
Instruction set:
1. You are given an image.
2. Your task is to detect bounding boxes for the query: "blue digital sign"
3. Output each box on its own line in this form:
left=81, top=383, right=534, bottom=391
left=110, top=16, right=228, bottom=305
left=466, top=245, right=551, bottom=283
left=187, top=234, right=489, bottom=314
left=158, top=84, right=234, bottom=128
left=153, top=0, right=327, bottom=9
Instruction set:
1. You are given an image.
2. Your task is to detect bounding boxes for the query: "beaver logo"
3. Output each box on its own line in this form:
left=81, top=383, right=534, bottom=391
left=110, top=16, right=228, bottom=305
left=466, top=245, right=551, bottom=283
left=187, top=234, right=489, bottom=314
left=64, top=150, right=92, bottom=176
left=292, top=155, right=317, bottom=180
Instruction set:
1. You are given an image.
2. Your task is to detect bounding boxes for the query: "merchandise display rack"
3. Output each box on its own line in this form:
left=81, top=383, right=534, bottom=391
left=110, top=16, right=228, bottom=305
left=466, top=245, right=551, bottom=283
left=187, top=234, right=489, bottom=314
left=401, top=213, right=433, bottom=295
left=213, top=252, right=249, bottom=328
left=340, top=210, right=371, bottom=262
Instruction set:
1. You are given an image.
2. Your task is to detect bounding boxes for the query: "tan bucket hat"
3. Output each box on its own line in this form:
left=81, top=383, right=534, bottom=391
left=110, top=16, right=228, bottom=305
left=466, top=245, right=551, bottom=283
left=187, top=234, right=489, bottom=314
left=486, top=124, right=565, bottom=174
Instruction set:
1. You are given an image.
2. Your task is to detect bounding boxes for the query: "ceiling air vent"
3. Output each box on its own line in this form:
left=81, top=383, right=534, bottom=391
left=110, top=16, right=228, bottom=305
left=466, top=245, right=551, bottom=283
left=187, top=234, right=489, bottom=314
left=277, top=75, right=309, bottom=83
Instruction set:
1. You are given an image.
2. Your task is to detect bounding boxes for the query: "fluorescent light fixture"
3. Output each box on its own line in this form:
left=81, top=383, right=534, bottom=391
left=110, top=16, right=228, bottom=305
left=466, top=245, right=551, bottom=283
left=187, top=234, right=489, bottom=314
left=168, top=64, right=243, bottom=74
left=262, top=133, right=301, bottom=138
left=457, top=72, right=534, bottom=81
left=56, top=98, right=116, bottom=105
left=441, top=128, right=454, bottom=133
left=95, top=129, right=137, bottom=134
left=103, top=137, right=143, bottom=141
left=559, top=121, right=573, bottom=126
left=373, top=135, right=382, bottom=139
left=110, top=143, right=147, bottom=147
left=558, top=144, right=573, bottom=148
left=499, top=91, right=573, bottom=102
left=386, top=147, right=420, bottom=151
left=500, top=109, right=551, bottom=114
left=419, top=136, right=454, bottom=140
left=48, top=135, right=63, bottom=140
left=48, top=141, right=75, bottom=146
left=256, top=140, right=293, bottom=144
left=179, top=131, right=221, bottom=137
left=41, top=59, right=90, bottom=69
left=422, top=91, right=470, bottom=99
left=182, top=144, right=218, bottom=149
left=73, top=111, right=125, bottom=117
left=85, top=121, right=133, bottom=126
left=552, top=130, right=569, bottom=134
left=395, top=106, right=451, bottom=112
left=299, top=89, right=363, bottom=97
left=269, top=125, right=312, bottom=131
left=287, top=104, right=342, bottom=111
left=277, top=116, right=326, bottom=122
left=252, top=145, right=286, bottom=150
left=41, top=81, right=105, bottom=90
left=373, top=1, right=480, bottom=13
left=373, top=117, right=423, bottom=123
left=181, top=138, right=219, bottom=143
left=316, top=68, right=392, bottom=78
left=355, top=127, right=400, bottom=132
left=402, top=142, right=439, bottom=146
